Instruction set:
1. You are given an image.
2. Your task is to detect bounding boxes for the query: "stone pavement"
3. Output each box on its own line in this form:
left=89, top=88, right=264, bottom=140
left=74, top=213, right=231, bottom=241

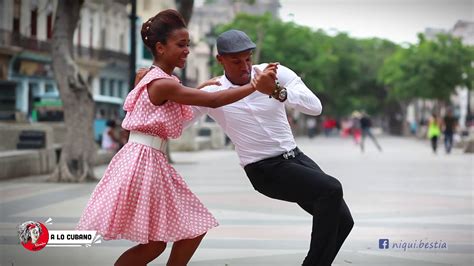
left=0, top=136, right=473, bottom=266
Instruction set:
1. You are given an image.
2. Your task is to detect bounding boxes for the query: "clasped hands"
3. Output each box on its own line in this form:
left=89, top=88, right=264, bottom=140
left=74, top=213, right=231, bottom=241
left=251, top=63, right=279, bottom=96
left=198, top=63, right=279, bottom=95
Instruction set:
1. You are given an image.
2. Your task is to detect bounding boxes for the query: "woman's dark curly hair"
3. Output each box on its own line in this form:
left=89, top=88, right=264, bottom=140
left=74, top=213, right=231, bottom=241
left=140, top=9, right=187, bottom=57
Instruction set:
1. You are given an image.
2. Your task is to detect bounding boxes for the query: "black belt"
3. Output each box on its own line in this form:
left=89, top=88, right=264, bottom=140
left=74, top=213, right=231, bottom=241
left=245, top=147, right=303, bottom=170
left=269, top=147, right=302, bottom=160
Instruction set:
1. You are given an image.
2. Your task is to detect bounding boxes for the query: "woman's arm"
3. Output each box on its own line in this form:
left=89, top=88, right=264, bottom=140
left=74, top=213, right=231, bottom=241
left=148, top=66, right=277, bottom=108
left=134, top=68, right=149, bottom=86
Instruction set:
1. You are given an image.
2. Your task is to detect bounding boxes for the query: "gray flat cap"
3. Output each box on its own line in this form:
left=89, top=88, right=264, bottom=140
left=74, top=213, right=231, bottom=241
left=216, top=30, right=256, bottom=54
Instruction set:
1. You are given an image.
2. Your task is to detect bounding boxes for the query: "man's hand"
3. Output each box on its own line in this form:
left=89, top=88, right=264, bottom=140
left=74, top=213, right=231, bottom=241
left=263, top=62, right=279, bottom=75
left=134, top=68, right=150, bottom=87
left=251, top=63, right=278, bottom=95
left=196, top=76, right=222, bottom=89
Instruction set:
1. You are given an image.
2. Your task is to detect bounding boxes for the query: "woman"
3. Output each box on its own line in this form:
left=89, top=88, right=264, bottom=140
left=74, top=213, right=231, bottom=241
left=77, top=9, right=277, bottom=266
left=427, top=113, right=441, bottom=153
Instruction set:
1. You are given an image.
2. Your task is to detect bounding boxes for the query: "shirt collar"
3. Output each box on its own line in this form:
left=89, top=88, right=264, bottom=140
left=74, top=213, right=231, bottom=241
left=219, top=74, right=235, bottom=88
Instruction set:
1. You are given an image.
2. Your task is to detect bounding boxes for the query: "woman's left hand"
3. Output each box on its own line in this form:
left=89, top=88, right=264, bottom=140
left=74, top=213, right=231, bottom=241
left=196, top=76, right=222, bottom=89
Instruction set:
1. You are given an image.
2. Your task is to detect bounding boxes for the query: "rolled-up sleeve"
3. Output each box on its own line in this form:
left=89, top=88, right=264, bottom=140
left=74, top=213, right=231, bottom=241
left=183, top=85, right=216, bottom=129
left=183, top=106, right=208, bottom=129
left=277, top=65, right=322, bottom=116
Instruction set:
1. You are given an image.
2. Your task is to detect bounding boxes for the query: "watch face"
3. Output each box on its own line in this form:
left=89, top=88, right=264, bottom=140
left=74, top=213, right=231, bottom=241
left=279, top=89, right=287, bottom=100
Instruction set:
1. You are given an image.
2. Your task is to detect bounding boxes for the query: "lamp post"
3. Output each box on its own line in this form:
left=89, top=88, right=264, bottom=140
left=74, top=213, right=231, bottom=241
left=128, top=0, right=137, bottom=92
left=205, top=27, right=216, bottom=78
left=467, top=61, right=474, bottom=126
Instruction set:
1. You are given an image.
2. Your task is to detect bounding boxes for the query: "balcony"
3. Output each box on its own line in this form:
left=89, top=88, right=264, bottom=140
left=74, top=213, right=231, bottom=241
left=0, top=29, right=51, bottom=53
left=0, top=29, right=129, bottom=63
left=75, top=46, right=129, bottom=63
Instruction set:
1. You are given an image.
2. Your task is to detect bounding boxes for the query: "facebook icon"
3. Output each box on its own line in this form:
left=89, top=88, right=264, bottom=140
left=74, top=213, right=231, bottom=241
left=379, top=239, right=389, bottom=249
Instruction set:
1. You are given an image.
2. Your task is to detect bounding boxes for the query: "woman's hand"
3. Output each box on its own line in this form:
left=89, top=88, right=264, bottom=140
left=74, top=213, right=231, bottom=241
left=134, top=68, right=150, bottom=86
left=196, top=76, right=222, bottom=89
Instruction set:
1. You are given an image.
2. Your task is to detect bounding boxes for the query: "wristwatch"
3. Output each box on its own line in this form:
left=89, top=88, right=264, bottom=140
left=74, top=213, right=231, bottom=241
left=270, top=82, right=288, bottom=102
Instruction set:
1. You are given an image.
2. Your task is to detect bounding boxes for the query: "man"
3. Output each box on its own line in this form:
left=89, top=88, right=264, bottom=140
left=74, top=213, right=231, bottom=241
left=442, top=109, right=457, bottom=154
left=359, top=112, right=382, bottom=152
left=189, top=29, right=353, bottom=266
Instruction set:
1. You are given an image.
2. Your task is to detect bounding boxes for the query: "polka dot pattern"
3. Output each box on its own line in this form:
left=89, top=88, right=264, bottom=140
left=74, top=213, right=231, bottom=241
left=121, top=67, right=194, bottom=139
left=76, top=68, right=218, bottom=244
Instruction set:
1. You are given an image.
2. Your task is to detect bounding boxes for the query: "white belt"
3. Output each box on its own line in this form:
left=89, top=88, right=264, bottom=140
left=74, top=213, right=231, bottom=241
left=128, top=131, right=167, bottom=152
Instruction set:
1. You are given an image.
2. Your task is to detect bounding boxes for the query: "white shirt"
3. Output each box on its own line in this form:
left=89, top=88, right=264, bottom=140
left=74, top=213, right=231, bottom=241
left=186, top=64, right=322, bottom=166
left=101, top=127, right=117, bottom=150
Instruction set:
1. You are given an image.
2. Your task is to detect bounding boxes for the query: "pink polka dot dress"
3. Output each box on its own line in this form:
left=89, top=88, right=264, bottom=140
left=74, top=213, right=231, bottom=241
left=77, top=67, right=218, bottom=244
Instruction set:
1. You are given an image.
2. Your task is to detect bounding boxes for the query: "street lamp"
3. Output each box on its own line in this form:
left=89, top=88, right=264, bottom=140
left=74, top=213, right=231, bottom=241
left=205, top=27, right=216, bottom=78
left=128, top=0, right=137, bottom=92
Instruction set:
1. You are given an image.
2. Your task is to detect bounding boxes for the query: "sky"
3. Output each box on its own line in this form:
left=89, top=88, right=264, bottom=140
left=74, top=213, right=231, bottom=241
left=278, top=0, right=473, bottom=44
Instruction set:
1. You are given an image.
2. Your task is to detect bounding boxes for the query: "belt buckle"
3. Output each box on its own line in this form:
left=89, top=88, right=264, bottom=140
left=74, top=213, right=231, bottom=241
left=283, top=149, right=295, bottom=159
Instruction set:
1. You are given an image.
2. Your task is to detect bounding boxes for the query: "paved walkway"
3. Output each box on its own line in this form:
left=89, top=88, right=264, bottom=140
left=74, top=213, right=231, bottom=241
left=1, top=136, right=473, bottom=265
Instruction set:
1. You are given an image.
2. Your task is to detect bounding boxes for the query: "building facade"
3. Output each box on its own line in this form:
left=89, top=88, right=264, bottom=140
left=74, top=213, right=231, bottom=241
left=0, top=0, right=130, bottom=123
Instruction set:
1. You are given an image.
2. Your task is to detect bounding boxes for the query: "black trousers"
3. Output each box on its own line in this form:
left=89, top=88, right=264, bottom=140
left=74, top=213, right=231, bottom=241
left=430, top=136, right=438, bottom=152
left=244, top=148, right=354, bottom=266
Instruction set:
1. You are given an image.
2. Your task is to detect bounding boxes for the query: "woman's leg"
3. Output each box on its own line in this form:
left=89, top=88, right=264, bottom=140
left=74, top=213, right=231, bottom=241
left=166, top=233, right=206, bottom=266
left=431, top=136, right=438, bottom=152
left=115, top=240, right=167, bottom=266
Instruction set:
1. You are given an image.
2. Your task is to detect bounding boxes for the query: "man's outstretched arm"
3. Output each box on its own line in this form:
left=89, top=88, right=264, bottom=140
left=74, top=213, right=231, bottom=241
left=275, top=65, right=322, bottom=116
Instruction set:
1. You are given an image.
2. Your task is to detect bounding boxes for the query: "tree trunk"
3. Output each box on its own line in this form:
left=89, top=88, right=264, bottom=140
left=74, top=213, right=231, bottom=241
left=384, top=100, right=408, bottom=135
left=254, top=25, right=264, bottom=64
left=175, top=0, right=194, bottom=24
left=49, top=0, right=96, bottom=182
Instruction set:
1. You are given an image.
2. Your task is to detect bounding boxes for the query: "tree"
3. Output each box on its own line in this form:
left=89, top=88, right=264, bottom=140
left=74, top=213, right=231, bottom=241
left=379, top=33, right=473, bottom=134
left=380, top=33, right=473, bottom=109
left=175, top=0, right=194, bottom=86
left=50, top=0, right=96, bottom=182
left=381, top=33, right=473, bottom=101
left=175, top=0, right=194, bottom=25
left=215, top=14, right=398, bottom=117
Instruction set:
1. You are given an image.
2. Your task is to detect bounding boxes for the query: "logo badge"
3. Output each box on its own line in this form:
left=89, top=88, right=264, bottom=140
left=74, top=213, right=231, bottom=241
left=18, top=221, right=49, bottom=251
left=379, top=238, right=389, bottom=249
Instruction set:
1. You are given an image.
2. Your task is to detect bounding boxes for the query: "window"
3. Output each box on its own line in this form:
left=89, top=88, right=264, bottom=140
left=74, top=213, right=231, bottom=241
left=47, top=13, right=53, bottom=39
left=119, top=33, right=125, bottom=52
left=29, top=82, right=40, bottom=97
left=89, top=17, right=94, bottom=49
left=143, top=46, right=153, bottom=60
left=31, top=7, right=38, bottom=37
left=117, top=80, right=124, bottom=98
left=109, top=79, right=115, bottom=96
left=100, top=78, right=106, bottom=95
left=45, top=83, right=56, bottom=94
left=100, top=28, right=106, bottom=49
left=13, top=0, right=21, bottom=34
left=143, top=0, right=150, bottom=11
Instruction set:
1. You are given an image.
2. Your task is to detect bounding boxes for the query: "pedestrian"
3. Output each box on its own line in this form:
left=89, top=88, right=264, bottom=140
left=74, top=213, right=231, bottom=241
left=173, top=29, right=353, bottom=266
left=427, top=113, right=442, bottom=153
left=306, top=116, right=317, bottom=138
left=323, top=116, right=337, bottom=137
left=350, top=111, right=362, bottom=145
left=359, top=112, right=382, bottom=152
left=442, top=109, right=457, bottom=154
left=76, top=10, right=277, bottom=266
left=101, top=119, right=120, bottom=152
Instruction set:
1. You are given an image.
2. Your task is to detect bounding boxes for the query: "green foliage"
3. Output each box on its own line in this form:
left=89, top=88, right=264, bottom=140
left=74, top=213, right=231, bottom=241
left=214, top=14, right=471, bottom=116
left=380, top=33, right=473, bottom=102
